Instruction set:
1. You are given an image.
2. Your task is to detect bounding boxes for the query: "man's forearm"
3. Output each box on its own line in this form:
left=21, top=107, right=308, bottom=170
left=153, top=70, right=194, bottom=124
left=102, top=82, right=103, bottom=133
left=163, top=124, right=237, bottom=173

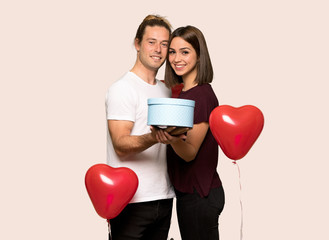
left=113, top=133, right=158, bottom=158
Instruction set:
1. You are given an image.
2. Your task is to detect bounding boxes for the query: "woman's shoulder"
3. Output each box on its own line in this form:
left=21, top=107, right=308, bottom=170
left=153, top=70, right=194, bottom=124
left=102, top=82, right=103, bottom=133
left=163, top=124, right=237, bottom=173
left=200, top=83, right=214, bottom=91
left=197, top=84, right=217, bottom=99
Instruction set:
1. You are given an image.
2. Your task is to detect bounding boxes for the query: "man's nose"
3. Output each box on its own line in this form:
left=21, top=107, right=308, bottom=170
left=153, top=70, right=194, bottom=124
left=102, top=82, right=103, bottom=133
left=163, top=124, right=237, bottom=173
left=155, top=43, right=161, bottom=53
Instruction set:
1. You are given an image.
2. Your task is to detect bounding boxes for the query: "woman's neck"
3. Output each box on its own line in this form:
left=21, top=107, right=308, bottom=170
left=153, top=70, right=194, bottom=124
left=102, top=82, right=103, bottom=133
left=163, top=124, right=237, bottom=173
left=182, top=81, right=197, bottom=91
left=182, top=68, right=198, bottom=91
left=182, top=75, right=197, bottom=91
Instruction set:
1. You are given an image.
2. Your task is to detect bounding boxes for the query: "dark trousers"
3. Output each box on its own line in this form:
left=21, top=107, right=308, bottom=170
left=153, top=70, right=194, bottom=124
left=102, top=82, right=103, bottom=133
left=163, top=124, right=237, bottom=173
left=175, top=186, right=225, bottom=240
left=109, top=198, right=173, bottom=240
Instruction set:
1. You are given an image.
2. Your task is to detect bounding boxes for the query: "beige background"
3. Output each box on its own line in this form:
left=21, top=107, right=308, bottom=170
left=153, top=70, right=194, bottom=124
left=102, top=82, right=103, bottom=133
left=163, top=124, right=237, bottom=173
left=1, top=0, right=328, bottom=239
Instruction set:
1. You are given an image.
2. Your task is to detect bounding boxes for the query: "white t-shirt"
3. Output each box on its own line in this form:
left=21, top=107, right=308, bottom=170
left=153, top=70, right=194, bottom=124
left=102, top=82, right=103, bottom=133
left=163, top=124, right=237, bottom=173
left=105, top=72, right=175, bottom=203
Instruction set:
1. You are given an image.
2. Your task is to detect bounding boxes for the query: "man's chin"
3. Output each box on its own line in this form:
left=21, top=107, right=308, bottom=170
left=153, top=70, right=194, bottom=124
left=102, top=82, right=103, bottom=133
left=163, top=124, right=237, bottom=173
left=150, top=62, right=165, bottom=71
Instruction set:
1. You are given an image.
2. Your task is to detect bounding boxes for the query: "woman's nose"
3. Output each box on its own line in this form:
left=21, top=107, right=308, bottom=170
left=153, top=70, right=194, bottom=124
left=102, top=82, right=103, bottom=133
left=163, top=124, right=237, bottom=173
left=174, top=53, right=181, bottom=62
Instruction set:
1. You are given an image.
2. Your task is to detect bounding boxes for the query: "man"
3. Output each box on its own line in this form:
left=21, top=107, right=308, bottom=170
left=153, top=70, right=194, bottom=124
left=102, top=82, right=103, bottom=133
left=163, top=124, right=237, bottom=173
left=105, top=15, right=175, bottom=240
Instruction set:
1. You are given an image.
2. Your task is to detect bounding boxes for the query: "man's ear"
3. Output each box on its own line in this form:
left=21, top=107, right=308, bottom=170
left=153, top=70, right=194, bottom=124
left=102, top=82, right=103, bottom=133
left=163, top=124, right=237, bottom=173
left=134, top=38, right=140, bottom=52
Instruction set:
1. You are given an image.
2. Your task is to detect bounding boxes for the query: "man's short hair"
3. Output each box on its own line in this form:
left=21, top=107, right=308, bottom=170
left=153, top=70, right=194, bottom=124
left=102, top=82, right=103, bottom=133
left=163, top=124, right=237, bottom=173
left=135, top=15, right=172, bottom=44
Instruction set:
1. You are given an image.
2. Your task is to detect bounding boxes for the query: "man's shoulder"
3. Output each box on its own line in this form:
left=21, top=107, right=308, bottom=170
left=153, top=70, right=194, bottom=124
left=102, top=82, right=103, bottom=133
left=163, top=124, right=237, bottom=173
left=106, top=73, right=139, bottom=103
left=112, top=72, right=132, bottom=84
left=108, top=72, right=135, bottom=91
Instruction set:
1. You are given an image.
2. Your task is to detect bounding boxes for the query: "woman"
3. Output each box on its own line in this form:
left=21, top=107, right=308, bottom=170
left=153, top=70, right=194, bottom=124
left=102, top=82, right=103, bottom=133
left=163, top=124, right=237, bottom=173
left=155, top=26, right=225, bottom=240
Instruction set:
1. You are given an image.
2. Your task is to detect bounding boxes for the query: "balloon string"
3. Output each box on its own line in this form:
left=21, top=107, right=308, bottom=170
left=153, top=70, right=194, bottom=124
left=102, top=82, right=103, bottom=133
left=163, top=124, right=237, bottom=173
left=107, top=219, right=112, bottom=240
left=233, top=160, right=243, bottom=240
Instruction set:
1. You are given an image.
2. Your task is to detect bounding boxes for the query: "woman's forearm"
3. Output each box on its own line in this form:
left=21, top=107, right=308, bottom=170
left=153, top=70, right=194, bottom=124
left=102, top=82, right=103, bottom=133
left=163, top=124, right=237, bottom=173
left=170, top=139, right=198, bottom=162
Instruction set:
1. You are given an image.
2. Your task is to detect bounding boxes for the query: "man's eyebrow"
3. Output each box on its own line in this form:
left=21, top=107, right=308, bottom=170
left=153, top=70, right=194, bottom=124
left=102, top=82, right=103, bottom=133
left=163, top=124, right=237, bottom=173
left=145, top=38, right=169, bottom=42
left=144, top=37, right=158, bottom=41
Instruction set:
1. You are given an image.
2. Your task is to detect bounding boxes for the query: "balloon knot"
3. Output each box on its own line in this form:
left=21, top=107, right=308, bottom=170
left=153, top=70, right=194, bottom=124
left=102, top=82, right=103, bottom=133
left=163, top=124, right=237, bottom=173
left=232, top=160, right=237, bottom=164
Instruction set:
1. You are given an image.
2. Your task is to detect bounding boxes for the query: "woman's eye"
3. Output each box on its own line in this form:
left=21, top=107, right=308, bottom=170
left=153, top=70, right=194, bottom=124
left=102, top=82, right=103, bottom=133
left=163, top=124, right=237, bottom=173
left=168, top=50, right=175, bottom=54
left=182, top=51, right=189, bottom=55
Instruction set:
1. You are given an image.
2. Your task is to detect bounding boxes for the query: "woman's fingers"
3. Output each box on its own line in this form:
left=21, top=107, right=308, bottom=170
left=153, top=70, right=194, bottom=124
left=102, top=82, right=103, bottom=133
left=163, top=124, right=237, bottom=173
left=169, top=127, right=190, bottom=136
left=165, top=126, right=176, bottom=133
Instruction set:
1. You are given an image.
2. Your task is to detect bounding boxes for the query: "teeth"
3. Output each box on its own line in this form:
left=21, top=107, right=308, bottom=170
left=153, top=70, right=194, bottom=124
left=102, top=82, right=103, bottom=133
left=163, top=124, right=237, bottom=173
left=152, top=56, right=160, bottom=60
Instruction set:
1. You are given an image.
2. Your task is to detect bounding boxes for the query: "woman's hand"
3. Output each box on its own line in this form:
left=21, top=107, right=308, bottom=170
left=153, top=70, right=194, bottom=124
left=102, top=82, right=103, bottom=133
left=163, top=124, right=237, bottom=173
left=165, top=126, right=190, bottom=136
left=150, top=126, right=187, bottom=144
left=159, top=122, right=209, bottom=162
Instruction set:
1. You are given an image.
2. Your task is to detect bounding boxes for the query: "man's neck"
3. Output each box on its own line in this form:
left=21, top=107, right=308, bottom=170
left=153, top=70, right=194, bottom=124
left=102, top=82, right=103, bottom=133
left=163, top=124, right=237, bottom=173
left=130, top=62, right=158, bottom=85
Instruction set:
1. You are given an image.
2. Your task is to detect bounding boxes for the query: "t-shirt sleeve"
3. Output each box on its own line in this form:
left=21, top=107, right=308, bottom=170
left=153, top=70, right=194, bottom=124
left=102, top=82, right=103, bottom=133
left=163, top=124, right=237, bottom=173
left=193, top=88, right=218, bottom=124
left=105, top=82, right=136, bottom=122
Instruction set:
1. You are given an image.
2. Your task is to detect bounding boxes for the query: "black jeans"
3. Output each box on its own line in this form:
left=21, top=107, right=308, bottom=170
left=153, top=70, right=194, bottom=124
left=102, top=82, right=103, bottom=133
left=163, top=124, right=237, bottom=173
left=109, top=198, right=173, bottom=240
left=175, top=186, right=225, bottom=240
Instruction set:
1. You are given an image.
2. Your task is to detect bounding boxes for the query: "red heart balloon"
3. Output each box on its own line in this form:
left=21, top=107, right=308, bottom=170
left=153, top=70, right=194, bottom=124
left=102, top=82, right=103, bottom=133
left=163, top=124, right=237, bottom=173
left=209, top=105, right=264, bottom=160
left=85, top=164, right=138, bottom=219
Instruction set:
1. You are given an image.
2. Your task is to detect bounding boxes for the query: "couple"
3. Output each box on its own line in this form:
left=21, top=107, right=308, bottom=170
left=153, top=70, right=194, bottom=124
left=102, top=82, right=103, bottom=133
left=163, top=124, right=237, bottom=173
left=105, top=14, right=225, bottom=240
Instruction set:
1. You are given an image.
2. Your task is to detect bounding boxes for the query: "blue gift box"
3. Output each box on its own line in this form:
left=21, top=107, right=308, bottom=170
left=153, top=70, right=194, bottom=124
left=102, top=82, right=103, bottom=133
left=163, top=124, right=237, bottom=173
left=147, top=98, right=195, bottom=128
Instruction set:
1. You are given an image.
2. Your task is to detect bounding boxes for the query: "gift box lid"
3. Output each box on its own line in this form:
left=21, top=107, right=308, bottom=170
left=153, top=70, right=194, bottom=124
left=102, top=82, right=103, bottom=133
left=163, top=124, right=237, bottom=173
left=147, top=98, right=195, bottom=107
